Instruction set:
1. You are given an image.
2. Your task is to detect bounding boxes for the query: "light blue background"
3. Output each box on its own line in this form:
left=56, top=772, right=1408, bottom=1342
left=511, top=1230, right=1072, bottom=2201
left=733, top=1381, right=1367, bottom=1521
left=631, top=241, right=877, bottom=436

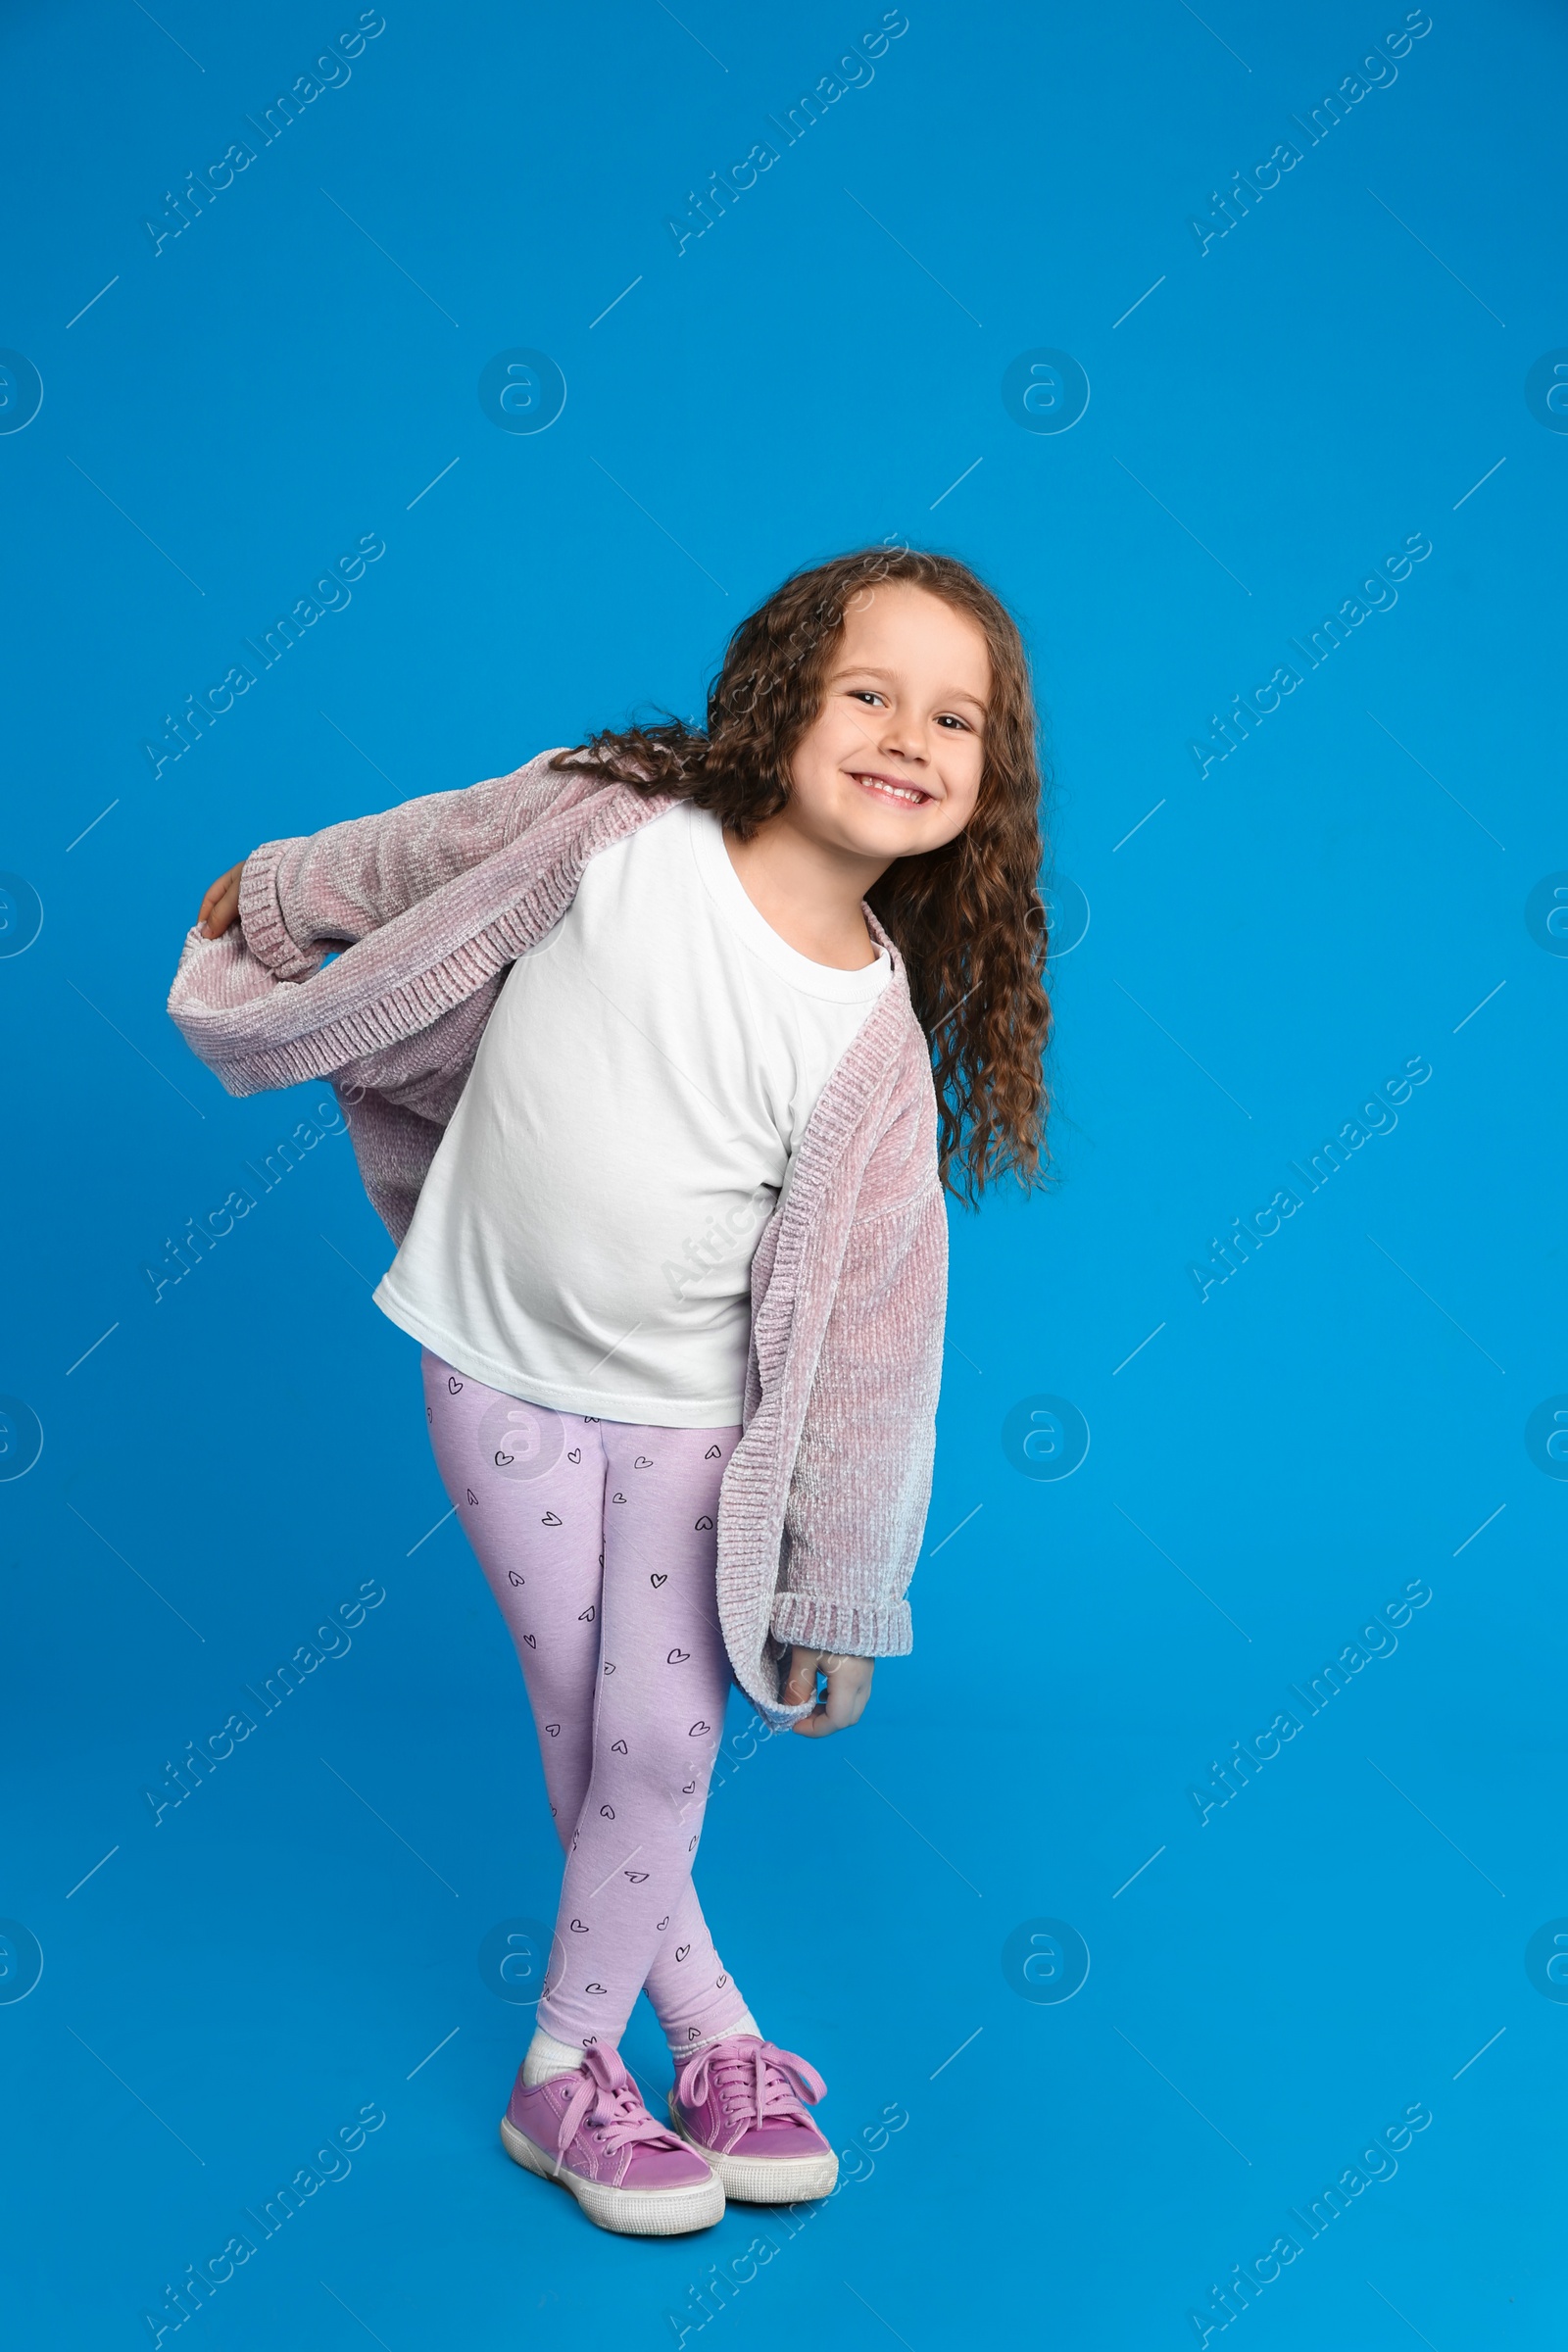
left=2, top=1, right=1564, bottom=2344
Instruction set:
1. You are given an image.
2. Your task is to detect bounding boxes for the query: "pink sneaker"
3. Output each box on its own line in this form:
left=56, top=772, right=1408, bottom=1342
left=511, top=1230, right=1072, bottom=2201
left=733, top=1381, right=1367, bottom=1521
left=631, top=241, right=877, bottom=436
left=670, top=2035, right=838, bottom=2203
left=501, top=2045, right=723, bottom=2235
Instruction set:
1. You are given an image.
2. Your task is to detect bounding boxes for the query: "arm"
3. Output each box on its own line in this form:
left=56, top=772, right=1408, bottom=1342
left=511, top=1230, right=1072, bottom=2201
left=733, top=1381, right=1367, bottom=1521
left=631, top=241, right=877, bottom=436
left=199, top=752, right=572, bottom=982
left=772, top=1155, right=948, bottom=1734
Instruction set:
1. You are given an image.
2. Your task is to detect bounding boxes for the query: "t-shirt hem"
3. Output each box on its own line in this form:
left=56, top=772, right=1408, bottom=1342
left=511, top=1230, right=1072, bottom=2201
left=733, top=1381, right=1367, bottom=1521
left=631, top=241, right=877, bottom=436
left=372, top=1281, right=746, bottom=1430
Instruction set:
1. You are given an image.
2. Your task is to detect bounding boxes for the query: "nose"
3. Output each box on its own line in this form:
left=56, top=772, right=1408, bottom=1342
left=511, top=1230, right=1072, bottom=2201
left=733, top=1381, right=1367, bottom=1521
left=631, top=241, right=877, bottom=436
left=876, top=710, right=929, bottom=766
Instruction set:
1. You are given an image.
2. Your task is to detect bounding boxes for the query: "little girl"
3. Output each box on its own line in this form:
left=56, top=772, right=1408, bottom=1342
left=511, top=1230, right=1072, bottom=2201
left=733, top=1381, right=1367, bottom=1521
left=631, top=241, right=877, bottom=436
left=172, top=546, right=1051, bottom=2237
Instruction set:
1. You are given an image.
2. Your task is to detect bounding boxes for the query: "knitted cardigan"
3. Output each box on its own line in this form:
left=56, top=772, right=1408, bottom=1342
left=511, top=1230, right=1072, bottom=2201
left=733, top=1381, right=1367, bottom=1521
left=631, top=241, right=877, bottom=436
left=166, top=751, right=949, bottom=1726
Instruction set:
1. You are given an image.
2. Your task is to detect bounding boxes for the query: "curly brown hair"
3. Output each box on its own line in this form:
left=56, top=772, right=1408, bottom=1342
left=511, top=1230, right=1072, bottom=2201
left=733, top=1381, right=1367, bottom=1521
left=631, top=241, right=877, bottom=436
left=551, top=546, right=1052, bottom=1202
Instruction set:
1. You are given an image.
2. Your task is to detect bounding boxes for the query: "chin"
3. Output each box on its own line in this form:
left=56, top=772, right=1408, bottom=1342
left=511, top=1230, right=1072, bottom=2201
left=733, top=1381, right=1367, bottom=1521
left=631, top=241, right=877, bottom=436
left=840, top=815, right=933, bottom=859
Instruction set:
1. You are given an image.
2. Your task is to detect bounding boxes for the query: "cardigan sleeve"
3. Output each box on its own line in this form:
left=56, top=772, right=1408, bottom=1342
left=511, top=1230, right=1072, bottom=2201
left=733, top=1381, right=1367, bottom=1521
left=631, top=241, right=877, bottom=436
left=769, top=1169, right=948, bottom=1661
left=237, top=749, right=573, bottom=981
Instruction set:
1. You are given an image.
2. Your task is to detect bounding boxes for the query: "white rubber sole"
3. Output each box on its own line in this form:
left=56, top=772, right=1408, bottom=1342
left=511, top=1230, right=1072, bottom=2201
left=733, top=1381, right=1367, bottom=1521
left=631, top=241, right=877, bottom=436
left=500, top=2115, right=725, bottom=2236
left=669, top=2109, right=840, bottom=2204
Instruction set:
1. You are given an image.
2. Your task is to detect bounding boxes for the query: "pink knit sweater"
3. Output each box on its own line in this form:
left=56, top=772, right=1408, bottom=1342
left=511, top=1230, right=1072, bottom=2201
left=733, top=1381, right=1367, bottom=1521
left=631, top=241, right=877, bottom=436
left=167, top=752, right=948, bottom=1724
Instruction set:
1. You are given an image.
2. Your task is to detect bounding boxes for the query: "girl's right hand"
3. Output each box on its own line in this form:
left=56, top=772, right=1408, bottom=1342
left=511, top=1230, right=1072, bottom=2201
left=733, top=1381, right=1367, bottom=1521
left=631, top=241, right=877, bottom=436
left=783, top=1646, right=873, bottom=1736
left=197, top=860, right=247, bottom=939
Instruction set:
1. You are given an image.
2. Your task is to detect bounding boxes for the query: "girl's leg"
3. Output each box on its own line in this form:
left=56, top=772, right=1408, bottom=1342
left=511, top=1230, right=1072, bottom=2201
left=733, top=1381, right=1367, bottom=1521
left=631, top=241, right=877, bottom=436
left=536, top=1419, right=755, bottom=2056
left=420, top=1352, right=745, bottom=2051
left=420, top=1351, right=605, bottom=1860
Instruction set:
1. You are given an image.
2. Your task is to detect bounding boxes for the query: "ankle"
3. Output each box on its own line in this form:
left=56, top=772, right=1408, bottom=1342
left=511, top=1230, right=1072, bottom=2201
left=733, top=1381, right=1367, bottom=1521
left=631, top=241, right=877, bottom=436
left=668, top=2007, right=762, bottom=2062
left=522, top=2024, right=587, bottom=2085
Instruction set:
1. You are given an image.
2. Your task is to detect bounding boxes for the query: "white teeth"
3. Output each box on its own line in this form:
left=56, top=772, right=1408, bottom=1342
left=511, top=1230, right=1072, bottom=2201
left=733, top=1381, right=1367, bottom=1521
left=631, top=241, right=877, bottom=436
left=855, top=774, right=925, bottom=805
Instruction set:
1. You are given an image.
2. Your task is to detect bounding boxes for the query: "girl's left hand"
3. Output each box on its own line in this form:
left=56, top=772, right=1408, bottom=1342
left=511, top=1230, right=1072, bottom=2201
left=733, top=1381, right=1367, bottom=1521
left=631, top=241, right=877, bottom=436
left=197, top=859, right=247, bottom=939
left=783, top=1647, right=873, bottom=1736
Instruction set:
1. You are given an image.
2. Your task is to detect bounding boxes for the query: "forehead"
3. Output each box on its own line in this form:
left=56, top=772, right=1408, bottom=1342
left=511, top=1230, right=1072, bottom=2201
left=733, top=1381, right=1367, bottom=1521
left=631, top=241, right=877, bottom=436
left=833, top=581, right=991, bottom=687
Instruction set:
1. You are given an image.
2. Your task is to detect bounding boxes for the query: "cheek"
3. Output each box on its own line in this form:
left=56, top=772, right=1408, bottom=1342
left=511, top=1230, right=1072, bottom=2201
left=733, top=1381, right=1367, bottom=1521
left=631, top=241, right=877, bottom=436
left=941, top=743, right=985, bottom=827
left=820, top=701, right=880, bottom=758
left=792, top=705, right=868, bottom=789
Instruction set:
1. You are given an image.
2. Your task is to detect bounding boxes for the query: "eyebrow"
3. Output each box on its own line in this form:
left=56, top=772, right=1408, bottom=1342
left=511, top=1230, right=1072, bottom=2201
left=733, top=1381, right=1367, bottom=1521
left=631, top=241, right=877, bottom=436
left=828, top=662, right=989, bottom=711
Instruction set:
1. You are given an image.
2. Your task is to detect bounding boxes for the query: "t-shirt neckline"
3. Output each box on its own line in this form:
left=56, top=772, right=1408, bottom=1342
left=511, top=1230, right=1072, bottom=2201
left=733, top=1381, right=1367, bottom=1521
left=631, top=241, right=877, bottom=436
left=685, top=803, right=892, bottom=1003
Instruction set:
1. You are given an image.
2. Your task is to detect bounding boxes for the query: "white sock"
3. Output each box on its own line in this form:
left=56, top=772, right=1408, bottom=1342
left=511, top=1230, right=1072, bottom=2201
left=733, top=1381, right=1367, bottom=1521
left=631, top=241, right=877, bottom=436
left=522, top=2025, right=587, bottom=2085
left=669, top=2007, right=762, bottom=2061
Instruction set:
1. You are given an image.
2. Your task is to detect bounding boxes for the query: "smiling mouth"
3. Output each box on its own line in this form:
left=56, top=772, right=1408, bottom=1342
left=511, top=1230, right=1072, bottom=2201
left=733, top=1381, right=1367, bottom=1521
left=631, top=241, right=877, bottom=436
left=850, top=770, right=934, bottom=808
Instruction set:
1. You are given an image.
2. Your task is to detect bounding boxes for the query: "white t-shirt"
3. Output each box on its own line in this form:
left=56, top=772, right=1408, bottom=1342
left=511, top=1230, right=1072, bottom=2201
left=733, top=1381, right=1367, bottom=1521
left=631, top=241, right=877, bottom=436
left=372, top=799, right=891, bottom=1425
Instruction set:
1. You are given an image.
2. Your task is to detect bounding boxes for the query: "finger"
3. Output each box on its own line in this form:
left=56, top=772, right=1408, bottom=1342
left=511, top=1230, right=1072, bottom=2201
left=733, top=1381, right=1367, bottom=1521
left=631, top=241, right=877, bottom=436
left=793, top=1683, right=856, bottom=1739
left=197, top=869, right=232, bottom=923
left=822, top=1661, right=872, bottom=1731
left=198, top=864, right=244, bottom=937
left=790, top=1705, right=837, bottom=1739
left=821, top=1680, right=865, bottom=1731
left=199, top=882, right=238, bottom=939
left=780, top=1647, right=822, bottom=1709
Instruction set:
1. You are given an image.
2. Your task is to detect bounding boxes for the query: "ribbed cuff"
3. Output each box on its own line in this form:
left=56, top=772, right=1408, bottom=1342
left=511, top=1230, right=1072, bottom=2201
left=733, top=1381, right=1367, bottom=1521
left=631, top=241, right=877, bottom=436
left=237, top=839, right=319, bottom=981
left=769, top=1590, right=913, bottom=1659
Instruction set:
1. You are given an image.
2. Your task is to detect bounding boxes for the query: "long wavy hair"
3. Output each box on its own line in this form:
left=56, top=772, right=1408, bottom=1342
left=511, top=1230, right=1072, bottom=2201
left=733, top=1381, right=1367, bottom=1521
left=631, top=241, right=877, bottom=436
left=552, top=546, right=1052, bottom=1201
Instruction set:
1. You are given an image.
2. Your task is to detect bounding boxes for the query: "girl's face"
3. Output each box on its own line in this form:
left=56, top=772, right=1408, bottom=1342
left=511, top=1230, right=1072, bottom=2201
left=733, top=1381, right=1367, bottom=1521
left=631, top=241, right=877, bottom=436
left=783, top=582, right=991, bottom=864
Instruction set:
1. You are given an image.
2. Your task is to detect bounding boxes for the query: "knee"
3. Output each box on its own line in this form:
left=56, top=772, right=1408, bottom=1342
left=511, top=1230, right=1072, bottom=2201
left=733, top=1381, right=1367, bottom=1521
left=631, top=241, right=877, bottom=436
left=595, top=1706, right=715, bottom=1817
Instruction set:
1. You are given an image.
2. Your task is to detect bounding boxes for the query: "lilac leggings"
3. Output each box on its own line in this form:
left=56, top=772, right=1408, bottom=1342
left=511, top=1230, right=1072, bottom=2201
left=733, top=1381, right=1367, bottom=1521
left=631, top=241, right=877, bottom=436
left=421, top=1349, right=752, bottom=2055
